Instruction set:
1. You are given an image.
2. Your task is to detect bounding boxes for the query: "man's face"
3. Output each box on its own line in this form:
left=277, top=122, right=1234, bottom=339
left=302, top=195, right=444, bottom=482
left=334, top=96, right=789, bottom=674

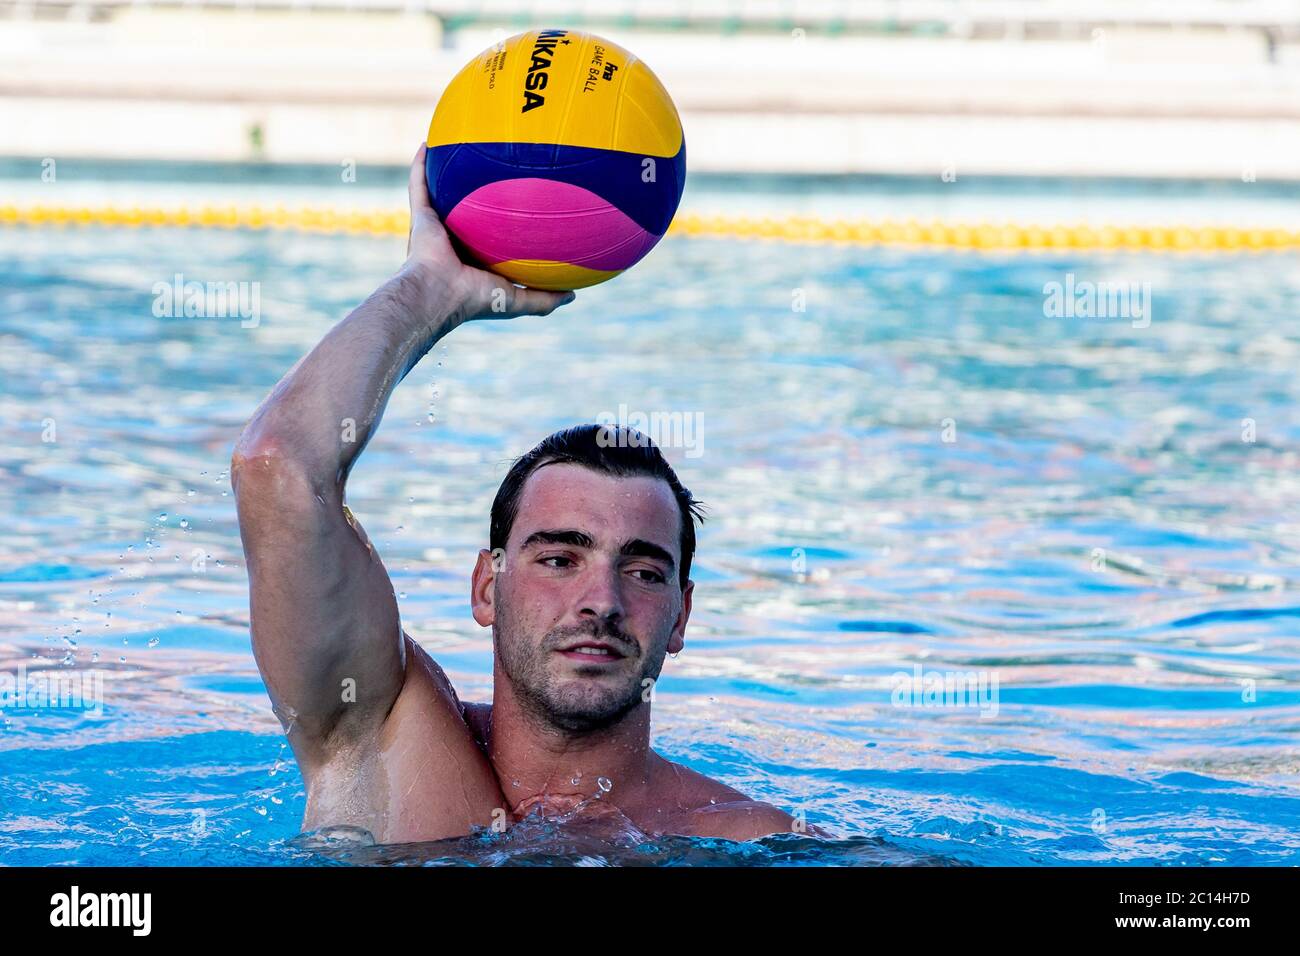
left=472, top=463, right=692, bottom=733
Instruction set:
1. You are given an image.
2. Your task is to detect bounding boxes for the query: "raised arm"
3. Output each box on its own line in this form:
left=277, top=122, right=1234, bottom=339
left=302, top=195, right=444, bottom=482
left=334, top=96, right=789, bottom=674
left=231, top=145, right=574, bottom=832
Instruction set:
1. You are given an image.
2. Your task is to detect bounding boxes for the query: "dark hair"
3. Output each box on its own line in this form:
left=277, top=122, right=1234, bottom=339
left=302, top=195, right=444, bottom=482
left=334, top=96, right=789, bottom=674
left=490, top=424, right=704, bottom=589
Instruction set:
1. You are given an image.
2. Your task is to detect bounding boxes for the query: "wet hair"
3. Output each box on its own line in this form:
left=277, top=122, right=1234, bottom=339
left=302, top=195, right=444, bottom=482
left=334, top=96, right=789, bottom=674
left=490, top=424, right=704, bottom=589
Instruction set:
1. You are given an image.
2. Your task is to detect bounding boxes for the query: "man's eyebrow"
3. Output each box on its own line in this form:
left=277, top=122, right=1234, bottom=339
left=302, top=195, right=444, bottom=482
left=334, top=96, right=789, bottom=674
left=520, top=529, right=595, bottom=549
left=519, top=530, right=676, bottom=570
left=620, top=538, right=676, bottom=571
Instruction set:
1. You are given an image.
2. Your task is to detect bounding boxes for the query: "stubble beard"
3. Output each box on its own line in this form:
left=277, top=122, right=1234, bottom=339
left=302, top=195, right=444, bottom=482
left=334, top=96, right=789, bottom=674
left=493, top=599, right=668, bottom=735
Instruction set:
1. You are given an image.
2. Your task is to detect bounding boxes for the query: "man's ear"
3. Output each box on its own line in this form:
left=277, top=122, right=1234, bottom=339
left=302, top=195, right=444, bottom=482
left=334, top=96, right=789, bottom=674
left=667, top=579, right=693, bottom=655
left=470, top=548, right=498, bottom=627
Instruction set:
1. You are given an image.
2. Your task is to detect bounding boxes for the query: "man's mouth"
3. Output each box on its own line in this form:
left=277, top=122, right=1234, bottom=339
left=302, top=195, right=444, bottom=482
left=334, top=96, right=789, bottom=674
left=555, top=640, right=626, bottom=662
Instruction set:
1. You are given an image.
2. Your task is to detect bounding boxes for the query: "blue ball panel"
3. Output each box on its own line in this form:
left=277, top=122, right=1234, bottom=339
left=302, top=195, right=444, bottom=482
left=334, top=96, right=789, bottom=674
left=427, top=140, right=686, bottom=237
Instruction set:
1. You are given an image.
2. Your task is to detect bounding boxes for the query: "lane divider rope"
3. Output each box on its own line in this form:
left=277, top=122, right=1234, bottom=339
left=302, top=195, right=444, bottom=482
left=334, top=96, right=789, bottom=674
left=4, top=203, right=1299, bottom=252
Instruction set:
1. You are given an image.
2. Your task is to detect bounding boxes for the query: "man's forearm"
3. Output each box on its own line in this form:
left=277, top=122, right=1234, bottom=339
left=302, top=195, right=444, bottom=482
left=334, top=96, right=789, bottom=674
left=236, top=265, right=457, bottom=482
left=232, top=142, right=576, bottom=485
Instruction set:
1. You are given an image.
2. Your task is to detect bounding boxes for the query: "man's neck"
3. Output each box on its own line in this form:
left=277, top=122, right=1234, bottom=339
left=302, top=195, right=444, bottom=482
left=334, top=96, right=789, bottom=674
left=487, top=674, right=657, bottom=818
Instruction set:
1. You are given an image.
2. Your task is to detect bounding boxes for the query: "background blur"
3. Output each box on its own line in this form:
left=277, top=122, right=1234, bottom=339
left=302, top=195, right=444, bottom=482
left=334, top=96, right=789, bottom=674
left=3, top=0, right=1300, bottom=177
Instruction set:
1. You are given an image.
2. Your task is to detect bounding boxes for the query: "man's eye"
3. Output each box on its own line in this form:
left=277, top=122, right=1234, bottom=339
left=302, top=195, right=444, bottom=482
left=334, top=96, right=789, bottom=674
left=540, top=555, right=573, bottom=568
left=630, top=568, right=665, bottom=584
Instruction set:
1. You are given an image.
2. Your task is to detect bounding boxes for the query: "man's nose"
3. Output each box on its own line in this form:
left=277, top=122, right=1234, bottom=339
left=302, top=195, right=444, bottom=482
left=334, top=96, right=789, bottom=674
left=577, top=563, right=624, bottom=622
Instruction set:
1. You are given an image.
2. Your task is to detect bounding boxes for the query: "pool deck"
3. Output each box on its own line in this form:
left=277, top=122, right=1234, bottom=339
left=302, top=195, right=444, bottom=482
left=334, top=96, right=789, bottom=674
left=2, top=9, right=1300, bottom=179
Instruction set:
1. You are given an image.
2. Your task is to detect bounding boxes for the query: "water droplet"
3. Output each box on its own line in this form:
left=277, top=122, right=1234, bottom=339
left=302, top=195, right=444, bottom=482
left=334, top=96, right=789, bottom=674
left=179, top=519, right=190, bottom=529
left=147, top=637, right=160, bottom=648
left=157, top=513, right=167, bottom=522
left=597, top=777, right=612, bottom=793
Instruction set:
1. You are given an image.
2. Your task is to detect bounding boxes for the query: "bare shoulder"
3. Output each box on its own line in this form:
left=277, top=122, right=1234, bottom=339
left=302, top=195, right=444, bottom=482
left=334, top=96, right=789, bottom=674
left=676, top=799, right=803, bottom=841
left=657, top=759, right=802, bottom=842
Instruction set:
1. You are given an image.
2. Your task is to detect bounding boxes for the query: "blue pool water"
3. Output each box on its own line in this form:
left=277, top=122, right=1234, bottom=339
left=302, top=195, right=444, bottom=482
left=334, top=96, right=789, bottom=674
left=3, top=168, right=1300, bottom=865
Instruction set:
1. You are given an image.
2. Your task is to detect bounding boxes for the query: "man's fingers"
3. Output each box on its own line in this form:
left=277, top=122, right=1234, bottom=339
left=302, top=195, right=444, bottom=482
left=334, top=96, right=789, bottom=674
left=408, top=142, right=434, bottom=215
left=500, top=284, right=577, bottom=317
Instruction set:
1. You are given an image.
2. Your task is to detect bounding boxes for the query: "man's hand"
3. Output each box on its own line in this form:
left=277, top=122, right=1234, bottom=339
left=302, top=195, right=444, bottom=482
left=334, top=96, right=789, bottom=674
left=402, top=142, right=576, bottom=326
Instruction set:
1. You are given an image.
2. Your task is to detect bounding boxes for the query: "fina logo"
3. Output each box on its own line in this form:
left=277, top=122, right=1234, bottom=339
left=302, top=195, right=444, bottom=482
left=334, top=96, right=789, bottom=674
left=49, top=886, right=152, bottom=936
left=522, top=29, right=570, bottom=113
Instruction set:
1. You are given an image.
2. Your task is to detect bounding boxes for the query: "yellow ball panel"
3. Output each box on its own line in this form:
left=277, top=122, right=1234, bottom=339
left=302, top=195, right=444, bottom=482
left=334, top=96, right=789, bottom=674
left=427, top=29, right=682, bottom=158
left=492, top=258, right=622, bottom=291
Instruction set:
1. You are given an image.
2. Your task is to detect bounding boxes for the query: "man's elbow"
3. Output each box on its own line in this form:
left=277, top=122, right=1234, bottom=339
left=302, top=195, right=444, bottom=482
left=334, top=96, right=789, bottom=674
left=232, top=432, right=290, bottom=497
left=231, top=434, right=334, bottom=527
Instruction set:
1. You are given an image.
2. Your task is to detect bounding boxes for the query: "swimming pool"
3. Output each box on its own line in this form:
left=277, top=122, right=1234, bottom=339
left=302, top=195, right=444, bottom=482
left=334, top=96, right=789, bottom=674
left=3, top=165, right=1300, bottom=865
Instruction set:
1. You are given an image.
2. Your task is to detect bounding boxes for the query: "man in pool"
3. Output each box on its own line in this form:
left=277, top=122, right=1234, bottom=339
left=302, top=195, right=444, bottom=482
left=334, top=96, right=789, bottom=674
left=230, top=145, right=801, bottom=845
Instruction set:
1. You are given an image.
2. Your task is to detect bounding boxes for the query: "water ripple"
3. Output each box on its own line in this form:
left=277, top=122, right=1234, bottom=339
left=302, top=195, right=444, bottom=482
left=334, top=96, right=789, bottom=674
left=2, top=197, right=1299, bottom=864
